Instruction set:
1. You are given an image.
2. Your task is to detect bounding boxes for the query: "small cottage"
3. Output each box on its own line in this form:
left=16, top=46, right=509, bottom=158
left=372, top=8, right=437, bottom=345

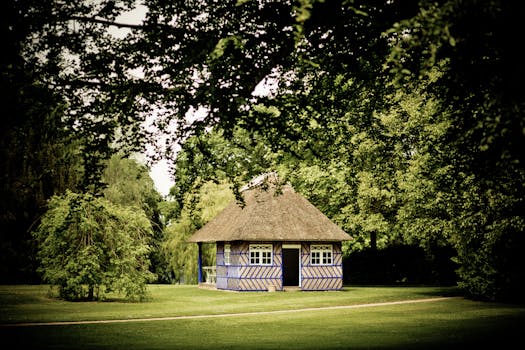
left=187, top=173, right=352, bottom=291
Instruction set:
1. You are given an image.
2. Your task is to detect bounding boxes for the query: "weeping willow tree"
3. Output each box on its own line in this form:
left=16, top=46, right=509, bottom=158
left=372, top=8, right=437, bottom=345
left=162, top=181, right=234, bottom=284
left=33, top=191, right=155, bottom=301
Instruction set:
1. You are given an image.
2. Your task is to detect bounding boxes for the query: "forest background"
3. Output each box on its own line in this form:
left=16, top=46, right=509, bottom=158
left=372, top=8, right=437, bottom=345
left=1, top=0, right=523, bottom=303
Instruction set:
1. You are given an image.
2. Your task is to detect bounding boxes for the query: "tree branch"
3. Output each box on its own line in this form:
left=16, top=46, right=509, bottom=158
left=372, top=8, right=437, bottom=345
left=69, top=15, right=145, bottom=29
left=68, top=15, right=178, bottom=32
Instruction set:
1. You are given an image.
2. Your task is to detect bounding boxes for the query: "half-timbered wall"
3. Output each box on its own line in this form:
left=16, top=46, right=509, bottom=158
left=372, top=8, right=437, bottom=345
left=216, top=242, right=283, bottom=291
left=301, top=242, right=343, bottom=290
left=239, top=242, right=282, bottom=291
left=216, top=241, right=343, bottom=291
left=216, top=242, right=239, bottom=290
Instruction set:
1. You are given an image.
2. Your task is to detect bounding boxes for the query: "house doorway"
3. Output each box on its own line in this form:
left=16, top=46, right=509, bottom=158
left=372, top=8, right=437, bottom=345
left=282, top=246, right=300, bottom=286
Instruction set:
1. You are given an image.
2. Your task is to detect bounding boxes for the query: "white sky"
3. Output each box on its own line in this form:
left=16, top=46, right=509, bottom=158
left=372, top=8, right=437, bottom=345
left=149, top=160, right=173, bottom=197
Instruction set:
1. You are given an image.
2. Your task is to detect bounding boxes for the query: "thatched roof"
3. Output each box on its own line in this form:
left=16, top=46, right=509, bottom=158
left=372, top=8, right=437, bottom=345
left=188, top=174, right=352, bottom=243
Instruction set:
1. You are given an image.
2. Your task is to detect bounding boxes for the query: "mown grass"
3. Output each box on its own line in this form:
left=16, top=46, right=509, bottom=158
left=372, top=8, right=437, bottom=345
left=1, top=284, right=524, bottom=349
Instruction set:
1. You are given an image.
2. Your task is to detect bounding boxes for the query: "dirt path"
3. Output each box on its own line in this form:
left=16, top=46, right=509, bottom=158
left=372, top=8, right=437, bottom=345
left=2, top=296, right=459, bottom=327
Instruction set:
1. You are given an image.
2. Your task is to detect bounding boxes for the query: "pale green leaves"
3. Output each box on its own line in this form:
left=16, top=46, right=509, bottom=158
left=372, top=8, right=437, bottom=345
left=252, top=103, right=281, bottom=118
left=162, top=181, right=234, bottom=284
left=209, top=35, right=246, bottom=61
left=33, top=190, right=155, bottom=301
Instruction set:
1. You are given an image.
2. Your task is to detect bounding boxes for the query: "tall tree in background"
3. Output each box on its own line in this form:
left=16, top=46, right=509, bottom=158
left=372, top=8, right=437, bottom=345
left=102, top=154, right=168, bottom=282
left=383, top=0, right=525, bottom=301
left=1, top=0, right=138, bottom=282
left=163, top=181, right=234, bottom=284
left=0, top=31, right=84, bottom=282
left=0, top=84, right=84, bottom=283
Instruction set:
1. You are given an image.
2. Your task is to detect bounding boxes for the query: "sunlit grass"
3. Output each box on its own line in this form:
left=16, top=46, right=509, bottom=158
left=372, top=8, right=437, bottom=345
left=1, top=285, right=524, bottom=349
left=0, top=284, right=459, bottom=323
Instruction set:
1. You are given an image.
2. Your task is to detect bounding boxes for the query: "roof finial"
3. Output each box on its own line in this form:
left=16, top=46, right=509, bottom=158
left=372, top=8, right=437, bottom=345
left=240, top=171, right=279, bottom=192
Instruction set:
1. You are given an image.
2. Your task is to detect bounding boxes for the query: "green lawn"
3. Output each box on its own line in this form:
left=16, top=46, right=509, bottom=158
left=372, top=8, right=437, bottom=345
left=1, top=285, right=524, bottom=349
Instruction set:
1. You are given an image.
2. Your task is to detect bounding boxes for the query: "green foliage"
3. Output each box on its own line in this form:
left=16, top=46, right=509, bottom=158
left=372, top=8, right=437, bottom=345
left=33, top=191, right=155, bottom=301
left=102, top=154, right=170, bottom=283
left=383, top=0, right=525, bottom=302
left=102, top=154, right=162, bottom=217
left=163, top=181, right=234, bottom=284
left=162, top=216, right=199, bottom=284
left=376, top=66, right=454, bottom=251
left=453, top=176, right=525, bottom=302
left=170, top=128, right=279, bottom=207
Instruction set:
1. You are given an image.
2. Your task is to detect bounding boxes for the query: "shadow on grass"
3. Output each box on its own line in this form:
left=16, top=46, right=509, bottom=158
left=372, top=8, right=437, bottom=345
left=343, top=284, right=464, bottom=300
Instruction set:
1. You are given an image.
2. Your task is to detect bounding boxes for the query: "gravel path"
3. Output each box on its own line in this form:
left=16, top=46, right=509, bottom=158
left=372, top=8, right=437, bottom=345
left=2, top=296, right=459, bottom=327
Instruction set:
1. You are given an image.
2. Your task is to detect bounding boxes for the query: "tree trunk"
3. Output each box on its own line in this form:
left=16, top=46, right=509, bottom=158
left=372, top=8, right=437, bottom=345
left=370, top=231, right=377, bottom=251
left=88, top=285, right=94, bottom=300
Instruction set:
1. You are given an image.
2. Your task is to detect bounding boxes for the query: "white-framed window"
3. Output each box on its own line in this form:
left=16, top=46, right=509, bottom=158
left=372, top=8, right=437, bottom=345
left=224, top=244, right=231, bottom=265
left=310, top=244, right=333, bottom=265
left=249, top=244, right=273, bottom=265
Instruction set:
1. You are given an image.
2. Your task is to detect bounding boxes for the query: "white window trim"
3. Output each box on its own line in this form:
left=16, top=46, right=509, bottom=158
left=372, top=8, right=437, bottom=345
left=310, top=244, right=333, bottom=265
left=249, top=244, right=273, bottom=266
left=224, top=244, right=231, bottom=265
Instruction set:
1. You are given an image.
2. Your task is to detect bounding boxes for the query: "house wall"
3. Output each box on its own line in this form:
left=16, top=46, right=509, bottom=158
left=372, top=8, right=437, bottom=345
left=216, top=242, right=282, bottom=291
left=300, top=242, right=343, bottom=291
left=216, top=241, right=343, bottom=291
left=216, top=241, right=239, bottom=290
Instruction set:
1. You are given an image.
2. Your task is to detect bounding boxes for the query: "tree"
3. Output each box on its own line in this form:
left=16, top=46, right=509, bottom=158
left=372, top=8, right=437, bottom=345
left=103, top=154, right=162, bottom=216
left=0, top=71, right=84, bottom=283
left=383, top=0, right=525, bottom=301
left=163, top=181, right=234, bottom=284
left=156, top=0, right=523, bottom=301
left=32, top=191, right=155, bottom=301
left=102, top=154, right=170, bottom=282
left=169, top=127, right=280, bottom=208
left=1, top=0, right=136, bottom=282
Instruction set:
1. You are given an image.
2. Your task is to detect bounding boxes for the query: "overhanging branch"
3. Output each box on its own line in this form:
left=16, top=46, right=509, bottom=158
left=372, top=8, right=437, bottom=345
left=69, top=15, right=144, bottom=29
left=68, top=15, right=176, bottom=32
